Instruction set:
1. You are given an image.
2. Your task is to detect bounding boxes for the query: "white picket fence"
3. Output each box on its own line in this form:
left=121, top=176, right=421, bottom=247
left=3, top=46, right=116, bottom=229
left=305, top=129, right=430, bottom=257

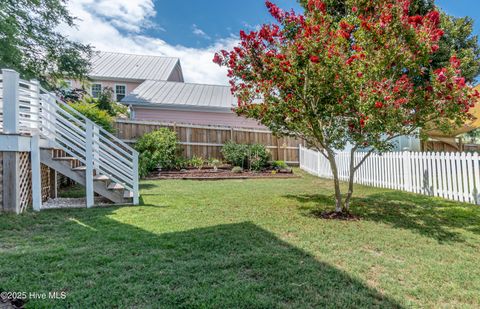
left=299, top=144, right=480, bottom=204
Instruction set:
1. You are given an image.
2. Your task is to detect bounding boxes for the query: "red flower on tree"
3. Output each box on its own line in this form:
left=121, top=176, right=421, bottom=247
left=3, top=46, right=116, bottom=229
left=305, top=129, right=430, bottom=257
left=310, top=55, right=320, bottom=63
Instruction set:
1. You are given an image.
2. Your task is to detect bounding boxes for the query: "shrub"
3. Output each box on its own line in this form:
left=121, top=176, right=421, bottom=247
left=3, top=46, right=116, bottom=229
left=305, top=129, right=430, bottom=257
left=189, top=156, right=204, bottom=170
left=272, top=160, right=288, bottom=170
left=221, top=141, right=270, bottom=170
left=209, top=158, right=221, bottom=171
left=231, top=166, right=243, bottom=173
left=69, top=102, right=114, bottom=133
left=173, top=157, right=189, bottom=170
left=221, top=141, right=249, bottom=168
left=249, top=143, right=270, bottom=171
left=135, top=128, right=178, bottom=177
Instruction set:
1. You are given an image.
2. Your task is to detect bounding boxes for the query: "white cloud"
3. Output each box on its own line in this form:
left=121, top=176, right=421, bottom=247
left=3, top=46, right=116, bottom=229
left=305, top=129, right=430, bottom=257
left=62, top=0, right=236, bottom=85
left=192, top=24, right=210, bottom=39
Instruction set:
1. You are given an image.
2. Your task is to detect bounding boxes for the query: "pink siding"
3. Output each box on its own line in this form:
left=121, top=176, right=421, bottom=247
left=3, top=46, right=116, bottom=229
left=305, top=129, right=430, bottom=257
left=133, top=107, right=266, bottom=129
left=70, top=80, right=141, bottom=97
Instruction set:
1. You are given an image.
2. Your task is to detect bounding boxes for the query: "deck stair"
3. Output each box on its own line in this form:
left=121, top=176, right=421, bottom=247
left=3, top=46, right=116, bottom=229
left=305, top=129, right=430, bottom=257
left=0, top=69, right=139, bottom=208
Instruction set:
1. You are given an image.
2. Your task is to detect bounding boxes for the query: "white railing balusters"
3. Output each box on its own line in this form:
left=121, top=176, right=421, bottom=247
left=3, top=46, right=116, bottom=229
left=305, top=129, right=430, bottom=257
left=0, top=71, right=139, bottom=206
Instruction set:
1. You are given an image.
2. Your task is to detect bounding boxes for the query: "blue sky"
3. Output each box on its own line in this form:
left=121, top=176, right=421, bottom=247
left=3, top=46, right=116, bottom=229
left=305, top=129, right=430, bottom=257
left=437, top=0, right=480, bottom=36
left=147, top=0, right=479, bottom=48
left=63, top=0, right=480, bottom=85
left=145, top=0, right=303, bottom=48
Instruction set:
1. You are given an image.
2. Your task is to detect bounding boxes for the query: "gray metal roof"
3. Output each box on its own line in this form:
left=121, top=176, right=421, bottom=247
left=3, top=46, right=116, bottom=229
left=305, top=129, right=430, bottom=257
left=89, top=51, right=183, bottom=82
left=121, top=80, right=237, bottom=110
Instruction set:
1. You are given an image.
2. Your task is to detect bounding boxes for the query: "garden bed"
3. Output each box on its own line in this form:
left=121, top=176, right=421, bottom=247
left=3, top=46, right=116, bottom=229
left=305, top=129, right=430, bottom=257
left=146, top=167, right=299, bottom=180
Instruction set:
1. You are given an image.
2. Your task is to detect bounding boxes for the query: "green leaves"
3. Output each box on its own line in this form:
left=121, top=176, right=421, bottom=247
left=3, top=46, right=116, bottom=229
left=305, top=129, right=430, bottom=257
left=0, top=0, right=92, bottom=88
left=135, top=129, right=179, bottom=177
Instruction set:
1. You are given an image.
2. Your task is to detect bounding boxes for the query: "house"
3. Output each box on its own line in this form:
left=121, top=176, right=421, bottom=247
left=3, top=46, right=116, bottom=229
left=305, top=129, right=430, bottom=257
left=121, top=80, right=263, bottom=128
left=72, top=51, right=263, bottom=129
left=71, top=51, right=184, bottom=101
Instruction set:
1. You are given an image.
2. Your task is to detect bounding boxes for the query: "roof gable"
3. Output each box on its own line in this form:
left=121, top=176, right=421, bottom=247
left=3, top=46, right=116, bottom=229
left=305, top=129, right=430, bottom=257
left=89, top=51, right=184, bottom=82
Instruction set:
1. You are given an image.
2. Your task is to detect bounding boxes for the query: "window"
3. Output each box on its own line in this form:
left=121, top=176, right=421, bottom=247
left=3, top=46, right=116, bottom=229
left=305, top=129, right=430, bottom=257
left=115, top=84, right=126, bottom=101
left=91, top=83, right=102, bottom=98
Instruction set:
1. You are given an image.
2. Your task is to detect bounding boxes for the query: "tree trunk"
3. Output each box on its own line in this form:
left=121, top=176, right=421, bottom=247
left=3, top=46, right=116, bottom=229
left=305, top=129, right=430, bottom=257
left=343, top=149, right=356, bottom=212
left=326, top=150, right=343, bottom=213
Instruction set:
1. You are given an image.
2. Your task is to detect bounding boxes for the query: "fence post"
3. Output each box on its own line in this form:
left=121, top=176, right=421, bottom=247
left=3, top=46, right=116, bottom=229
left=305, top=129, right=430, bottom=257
left=403, top=151, right=412, bottom=192
left=2, top=69, right=20, bottom=134
left=298, top=144, right=302, bottom=169
left=85, top=121, right=94, bottom=208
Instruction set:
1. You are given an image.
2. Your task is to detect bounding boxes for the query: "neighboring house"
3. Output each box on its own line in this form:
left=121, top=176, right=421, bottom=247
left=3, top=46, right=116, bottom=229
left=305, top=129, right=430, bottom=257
left=70, top=51, right=263, bottom=129
left=121, top=80, right=263, bottom=128
left=71, top=51, right=184, bottom=101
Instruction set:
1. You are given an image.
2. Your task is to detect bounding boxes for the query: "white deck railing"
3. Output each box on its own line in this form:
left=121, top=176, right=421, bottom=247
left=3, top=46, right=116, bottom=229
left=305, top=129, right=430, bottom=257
left=0, top=69, right=139, bottom=206
left=299, top=144, right=480, bottom=205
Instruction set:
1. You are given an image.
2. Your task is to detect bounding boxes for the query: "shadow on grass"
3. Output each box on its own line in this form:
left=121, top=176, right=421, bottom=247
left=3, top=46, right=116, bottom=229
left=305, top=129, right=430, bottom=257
left=139, top=183, right=160, bottom=190
left=285, top=190, right=480, bottom=243
left=0, top=209, right=401, bottom=308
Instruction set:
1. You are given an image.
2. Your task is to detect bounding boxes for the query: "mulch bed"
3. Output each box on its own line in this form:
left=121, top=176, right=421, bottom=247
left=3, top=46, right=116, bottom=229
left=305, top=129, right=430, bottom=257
left=146, top=167, right=299, bottom=180
left=310, top=210, right=360, bottom=221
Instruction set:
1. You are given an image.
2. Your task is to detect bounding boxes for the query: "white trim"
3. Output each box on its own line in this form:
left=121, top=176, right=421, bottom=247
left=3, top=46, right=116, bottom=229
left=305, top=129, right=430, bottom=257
left=126, top=102, right=234, bottom=113
left=0, top=135, right=32, bottom=151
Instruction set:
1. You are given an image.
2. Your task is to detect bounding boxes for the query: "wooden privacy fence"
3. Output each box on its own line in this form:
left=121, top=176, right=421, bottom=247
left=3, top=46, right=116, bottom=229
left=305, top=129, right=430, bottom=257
left=114, top=119, right=302, bottom=164
left=299, top=145, right=480, bottom=205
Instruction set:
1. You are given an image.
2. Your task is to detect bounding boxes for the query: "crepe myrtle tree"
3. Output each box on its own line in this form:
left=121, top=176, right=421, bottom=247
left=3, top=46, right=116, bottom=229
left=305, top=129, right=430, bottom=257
left=213, top=0, right=480, bottom=214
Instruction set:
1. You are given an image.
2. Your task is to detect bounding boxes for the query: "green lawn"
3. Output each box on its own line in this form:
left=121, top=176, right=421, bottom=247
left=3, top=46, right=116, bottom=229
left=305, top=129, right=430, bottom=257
left=1, top=170, right=480, bottom=308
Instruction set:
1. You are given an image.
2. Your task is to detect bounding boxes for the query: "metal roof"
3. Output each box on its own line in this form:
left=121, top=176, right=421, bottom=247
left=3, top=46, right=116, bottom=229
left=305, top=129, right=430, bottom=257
left=121, top=80, right=237, bottom=110
left=89, top=51, right=182, bottom=82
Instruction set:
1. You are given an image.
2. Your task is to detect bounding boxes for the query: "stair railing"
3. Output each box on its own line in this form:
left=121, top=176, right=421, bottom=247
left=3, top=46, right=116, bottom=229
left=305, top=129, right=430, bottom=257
left=0, top=68, right=139, bottom=206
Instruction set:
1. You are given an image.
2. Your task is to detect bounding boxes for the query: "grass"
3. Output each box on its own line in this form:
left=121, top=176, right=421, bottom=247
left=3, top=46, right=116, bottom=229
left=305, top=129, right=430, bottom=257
left=1, top=170, right=480, bottom=308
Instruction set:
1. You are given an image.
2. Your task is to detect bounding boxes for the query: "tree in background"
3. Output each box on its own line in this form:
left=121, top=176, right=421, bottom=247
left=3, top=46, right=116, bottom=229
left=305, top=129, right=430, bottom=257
left=0, top=0, right=92, bottom=88
left=298, top=0, right=480, bottom=82
left=214, top=0, right=479, bottom=215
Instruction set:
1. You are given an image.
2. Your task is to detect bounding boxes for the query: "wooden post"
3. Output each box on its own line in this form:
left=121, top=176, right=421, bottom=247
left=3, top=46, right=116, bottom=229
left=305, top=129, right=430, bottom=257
left=85, top=121, right=94, bottom=208
left=276, top=137, right=280, bottom=161
left=2, top=152, right=21, bottom=213
left=133, top=152, right=139, bottom=205
left=93, top=126, right=100, bottom=171
left=186, top=127, right=191, bottom=158
left=2, top=69, right=20, bottom=134
left=31, top=134, right=42, bottom=211
left=2, top=69, right=21, bottom=213
left=49, top=168, right=57, bottom=198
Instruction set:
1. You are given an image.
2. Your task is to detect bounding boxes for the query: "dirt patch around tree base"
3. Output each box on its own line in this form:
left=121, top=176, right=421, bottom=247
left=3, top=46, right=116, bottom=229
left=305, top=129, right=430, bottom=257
left=146, top=168, right=300, bottom=180
left=311, top=210, right=360, bottom=221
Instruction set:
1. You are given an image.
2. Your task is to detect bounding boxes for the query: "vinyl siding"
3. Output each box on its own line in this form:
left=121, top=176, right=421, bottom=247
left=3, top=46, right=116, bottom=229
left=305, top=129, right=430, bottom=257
left=133, top=107, right=265, bottom=129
